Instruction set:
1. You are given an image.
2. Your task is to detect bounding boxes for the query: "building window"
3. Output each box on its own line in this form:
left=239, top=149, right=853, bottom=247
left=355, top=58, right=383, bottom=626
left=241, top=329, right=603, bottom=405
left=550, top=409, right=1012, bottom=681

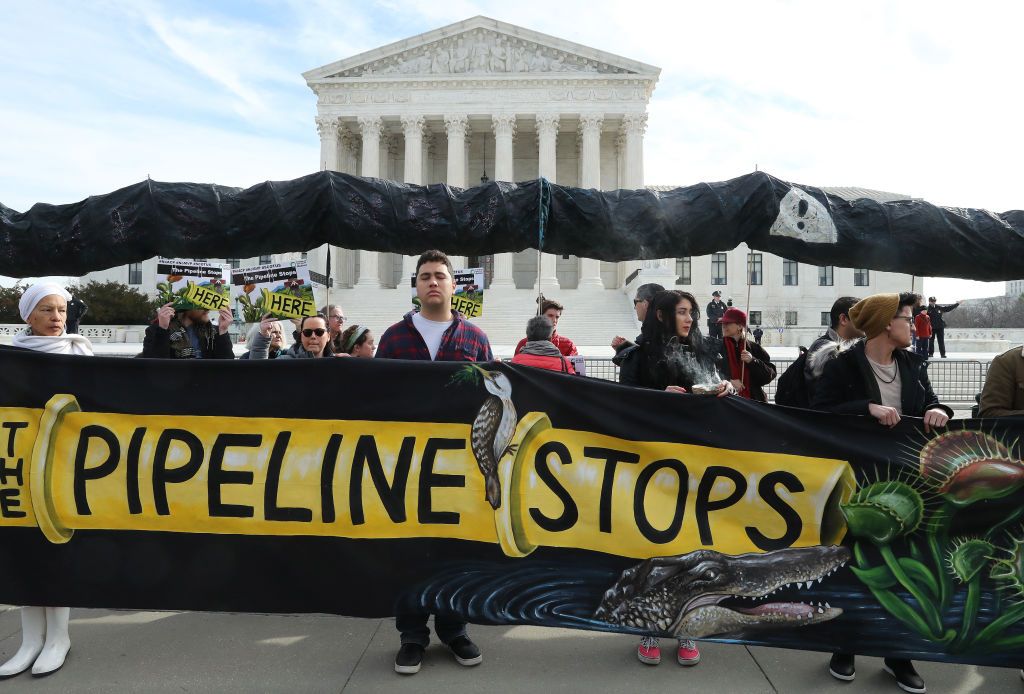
left=821, top=311, right=830, bottom=327
left=259, top=255, right=272, bottom=265
left=783, top=259, right=799, bottom=286
left=128, top=262, right=142, bottom=285
left=301, top=251, right=308, bottom=261
left=747, top=253, right=763, bottom=285
left=854, top=268, right=870, bottom=286
left=749, top=311, right=762, bottom=326
left=675, top=257, right=691, bottom=285
left=818, top=266, right=833, bottom=286
left=711, top=253, right=728, bottom=285
left=785, top=311, right=798, bottom=326
left=227, top=258, right=240, bottom=270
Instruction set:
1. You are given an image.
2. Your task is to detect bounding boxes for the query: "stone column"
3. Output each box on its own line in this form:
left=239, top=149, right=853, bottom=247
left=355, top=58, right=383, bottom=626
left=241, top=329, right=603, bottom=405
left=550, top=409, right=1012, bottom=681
left=316, top=116, right=339, bottom=171
left=444, top=115, right=468, bottom=187
left=489, top=114, right=517, bottom=288
left=356, top=116, right=383, bottom=287
left=339, top=126, right=359, bottom=175
left=401, top=115, right=426, bottom=282
left=534, top=114, right=560, bottom=291
left=622, top=113, right=647, bottom=189
left=444, top=115, right=469, bottom=270
left=577, top=114, right=605, bottom=288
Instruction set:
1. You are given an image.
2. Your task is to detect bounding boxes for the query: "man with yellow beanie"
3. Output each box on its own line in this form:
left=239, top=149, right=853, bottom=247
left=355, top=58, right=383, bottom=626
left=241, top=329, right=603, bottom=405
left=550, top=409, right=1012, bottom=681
left=811, top=291, right=952, bottom=693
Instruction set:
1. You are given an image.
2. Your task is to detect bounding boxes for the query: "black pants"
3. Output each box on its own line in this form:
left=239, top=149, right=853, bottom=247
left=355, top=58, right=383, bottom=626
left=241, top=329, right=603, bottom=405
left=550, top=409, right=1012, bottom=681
left=707, top=322, right=722, bottom=339
left=929, top=330, right=946, bottom=357
left=396, top=612, right=467, bottom=647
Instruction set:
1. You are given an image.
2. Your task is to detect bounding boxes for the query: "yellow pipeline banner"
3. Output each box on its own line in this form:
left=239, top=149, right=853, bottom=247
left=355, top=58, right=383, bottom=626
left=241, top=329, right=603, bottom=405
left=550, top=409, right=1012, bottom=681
left=0, top=396, right=853, bottom=559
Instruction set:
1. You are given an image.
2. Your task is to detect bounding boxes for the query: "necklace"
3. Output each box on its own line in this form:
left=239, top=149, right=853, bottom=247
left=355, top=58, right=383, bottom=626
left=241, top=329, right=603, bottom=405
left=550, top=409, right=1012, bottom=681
left=868, top=357, right=898, bottom=384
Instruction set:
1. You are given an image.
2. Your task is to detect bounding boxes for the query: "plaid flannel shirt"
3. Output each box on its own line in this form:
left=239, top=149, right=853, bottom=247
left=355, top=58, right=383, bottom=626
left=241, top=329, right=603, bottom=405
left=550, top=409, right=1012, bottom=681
left=376, top=310, right=493, bottom=362
left=514, top=332, right=578, bottom=357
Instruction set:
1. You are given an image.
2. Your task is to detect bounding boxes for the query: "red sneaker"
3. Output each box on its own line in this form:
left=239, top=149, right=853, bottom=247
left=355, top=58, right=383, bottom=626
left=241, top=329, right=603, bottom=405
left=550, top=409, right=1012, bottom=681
left=637, top=636, right=661, bottom=665
left=677, top=639, right=701, bottom=666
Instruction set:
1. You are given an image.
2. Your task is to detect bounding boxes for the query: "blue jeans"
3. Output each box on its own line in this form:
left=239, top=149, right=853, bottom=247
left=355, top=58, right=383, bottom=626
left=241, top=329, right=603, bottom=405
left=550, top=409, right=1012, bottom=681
left=395, top=612, right=467, bottom=647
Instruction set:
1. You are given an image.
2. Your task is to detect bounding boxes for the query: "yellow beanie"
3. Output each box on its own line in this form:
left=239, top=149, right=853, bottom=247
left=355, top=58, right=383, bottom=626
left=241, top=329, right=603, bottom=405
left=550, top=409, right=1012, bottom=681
left=848, top=293, right=900, bottom=339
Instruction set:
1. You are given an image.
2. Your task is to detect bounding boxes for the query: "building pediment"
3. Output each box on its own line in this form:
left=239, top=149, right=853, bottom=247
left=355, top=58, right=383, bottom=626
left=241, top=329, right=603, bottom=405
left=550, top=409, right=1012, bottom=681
left=303, top=16, right=660, bottom=82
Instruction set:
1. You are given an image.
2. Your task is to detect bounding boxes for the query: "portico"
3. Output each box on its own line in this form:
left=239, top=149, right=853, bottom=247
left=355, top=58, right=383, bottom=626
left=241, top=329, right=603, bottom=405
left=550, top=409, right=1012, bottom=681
left=303, top=15, right=666, bottom=293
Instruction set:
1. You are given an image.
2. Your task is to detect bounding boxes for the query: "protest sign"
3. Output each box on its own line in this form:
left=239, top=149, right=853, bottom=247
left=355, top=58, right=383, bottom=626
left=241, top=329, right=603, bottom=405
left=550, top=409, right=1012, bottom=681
left=232, top=260, right=317, bottom=321
left=154, top=258, right=230, bottom=311
left=410, top=267, right=484, bottom=317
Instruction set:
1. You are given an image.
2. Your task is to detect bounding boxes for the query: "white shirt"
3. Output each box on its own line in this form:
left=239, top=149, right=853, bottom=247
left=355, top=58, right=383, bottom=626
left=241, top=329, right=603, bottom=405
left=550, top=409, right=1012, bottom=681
left=411, top=312, right=454, bottom=361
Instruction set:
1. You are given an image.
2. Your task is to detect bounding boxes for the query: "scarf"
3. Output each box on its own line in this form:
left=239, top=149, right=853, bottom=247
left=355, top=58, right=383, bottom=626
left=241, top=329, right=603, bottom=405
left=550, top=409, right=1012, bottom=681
left=520, top=340, right=563, bottom=357
left=12, top=329, right=94, bottom=356
left=724, top=336, right=751, bottom=399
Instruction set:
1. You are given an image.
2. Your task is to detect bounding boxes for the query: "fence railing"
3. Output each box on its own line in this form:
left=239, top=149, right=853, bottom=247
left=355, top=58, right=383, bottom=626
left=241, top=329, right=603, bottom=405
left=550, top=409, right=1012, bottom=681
left=556, top=357, right=990, bottom=408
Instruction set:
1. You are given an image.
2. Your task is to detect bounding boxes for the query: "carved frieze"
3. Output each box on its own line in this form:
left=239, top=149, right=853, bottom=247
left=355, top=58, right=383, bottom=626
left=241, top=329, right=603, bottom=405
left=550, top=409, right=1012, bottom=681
left=327, top=29, right=633, bottom=78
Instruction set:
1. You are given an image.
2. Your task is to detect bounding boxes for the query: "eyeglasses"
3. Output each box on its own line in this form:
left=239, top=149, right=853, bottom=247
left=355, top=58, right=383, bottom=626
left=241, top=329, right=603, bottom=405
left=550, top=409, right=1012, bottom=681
left=330, top=315, right=345, bottom=322
left=302, top=328, right=327, bottom=337
left=633, top=298, right=645, bottom=305
left=893, top=316, right=913, bottom=324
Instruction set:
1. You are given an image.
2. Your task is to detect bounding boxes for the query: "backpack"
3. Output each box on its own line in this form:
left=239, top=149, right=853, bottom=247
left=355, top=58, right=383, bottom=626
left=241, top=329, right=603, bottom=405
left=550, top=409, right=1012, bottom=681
left=774, top=351, right=810, bottom=408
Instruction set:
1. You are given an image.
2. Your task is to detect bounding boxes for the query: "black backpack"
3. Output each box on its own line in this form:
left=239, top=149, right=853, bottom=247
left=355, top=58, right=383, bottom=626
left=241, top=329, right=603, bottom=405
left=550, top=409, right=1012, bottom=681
left=774, top=351, right=810, bottom=408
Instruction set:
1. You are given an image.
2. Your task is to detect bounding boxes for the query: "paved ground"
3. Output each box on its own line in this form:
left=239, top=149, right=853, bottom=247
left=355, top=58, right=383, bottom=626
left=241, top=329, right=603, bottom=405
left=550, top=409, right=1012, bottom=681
left=0, top=607, right=1017, bottom=693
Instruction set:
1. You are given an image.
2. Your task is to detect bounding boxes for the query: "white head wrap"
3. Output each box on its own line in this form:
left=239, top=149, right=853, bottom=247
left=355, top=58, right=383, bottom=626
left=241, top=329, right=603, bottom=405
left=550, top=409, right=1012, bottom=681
left=19, top=283, right=71, bottom=322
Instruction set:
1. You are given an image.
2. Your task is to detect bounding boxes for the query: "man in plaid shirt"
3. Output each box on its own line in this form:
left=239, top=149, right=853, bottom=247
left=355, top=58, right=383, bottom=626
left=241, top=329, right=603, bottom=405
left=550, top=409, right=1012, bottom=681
left=376, top=250, right=491, bottom=675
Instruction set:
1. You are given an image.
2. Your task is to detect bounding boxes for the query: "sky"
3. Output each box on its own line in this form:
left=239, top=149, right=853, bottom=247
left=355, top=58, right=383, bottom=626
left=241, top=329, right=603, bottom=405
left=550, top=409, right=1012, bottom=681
left=1, top=0, right=1020, bottom=299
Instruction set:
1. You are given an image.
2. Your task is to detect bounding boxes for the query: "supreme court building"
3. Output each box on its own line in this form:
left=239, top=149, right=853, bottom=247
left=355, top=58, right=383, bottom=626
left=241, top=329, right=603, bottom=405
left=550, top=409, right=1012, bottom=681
left=85, top=16, right=918, bottom=345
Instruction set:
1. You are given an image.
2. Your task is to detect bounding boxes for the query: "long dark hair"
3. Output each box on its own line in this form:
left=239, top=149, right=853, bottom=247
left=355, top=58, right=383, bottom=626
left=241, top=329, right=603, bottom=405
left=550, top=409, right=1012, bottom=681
left=639, top=290, right=717, bottom=389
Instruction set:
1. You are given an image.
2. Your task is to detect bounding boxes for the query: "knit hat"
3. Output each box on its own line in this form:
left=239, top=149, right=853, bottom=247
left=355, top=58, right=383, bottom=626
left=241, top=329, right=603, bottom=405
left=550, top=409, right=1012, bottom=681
left=848, top=293, right=900, bottom=339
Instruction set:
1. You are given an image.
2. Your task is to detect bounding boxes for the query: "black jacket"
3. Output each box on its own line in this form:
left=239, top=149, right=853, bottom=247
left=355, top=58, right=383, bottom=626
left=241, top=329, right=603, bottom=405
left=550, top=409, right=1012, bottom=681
left=718, top=338, right=776, bottom=402
left=142, top=320, right=234, bottom=359
left=618, top=335, right=724, bottom=391
left=706, top=299, right=726, bottom=325
left=926, top=302, right=959, bottom=331
left=812, top=341, right=953, bottom=418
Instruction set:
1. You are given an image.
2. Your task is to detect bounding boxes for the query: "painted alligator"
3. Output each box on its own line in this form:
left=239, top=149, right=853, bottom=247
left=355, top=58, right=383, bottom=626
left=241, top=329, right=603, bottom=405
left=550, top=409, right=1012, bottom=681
left=594, top=545, right=850, bottom=639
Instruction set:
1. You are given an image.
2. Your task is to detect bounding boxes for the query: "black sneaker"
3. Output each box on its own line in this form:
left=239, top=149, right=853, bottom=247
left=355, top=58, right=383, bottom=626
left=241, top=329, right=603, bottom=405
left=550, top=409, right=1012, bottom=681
left=829, top=652, right=855, bottom=681
left=446, top=635, right=482, bottom=666
left=394, top=643, right=424, bottom=675
left=883, top=658, right=926, bottom=694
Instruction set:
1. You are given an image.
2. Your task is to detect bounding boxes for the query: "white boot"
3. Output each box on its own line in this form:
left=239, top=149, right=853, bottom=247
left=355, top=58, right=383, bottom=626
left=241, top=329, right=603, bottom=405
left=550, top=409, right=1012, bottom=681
left=31, top=607, right=70, bottom=676
left=0, top=606, right=46, bottom=677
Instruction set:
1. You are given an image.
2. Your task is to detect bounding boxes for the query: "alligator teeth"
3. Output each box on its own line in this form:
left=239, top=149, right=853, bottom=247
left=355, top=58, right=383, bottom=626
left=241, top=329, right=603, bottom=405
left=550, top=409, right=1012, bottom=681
left=798, top=581, right=806, bottom=590
left=817, top=607, right=824, bottom=614
left=817, top=577, right=823, bottom=584
left=825, top=602, right=831, bottom=609
left=785, top=583, right=791, bottom=589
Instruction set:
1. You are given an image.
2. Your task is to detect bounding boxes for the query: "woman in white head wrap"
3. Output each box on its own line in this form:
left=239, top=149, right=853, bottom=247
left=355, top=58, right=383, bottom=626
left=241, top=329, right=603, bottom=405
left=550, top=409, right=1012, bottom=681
left=11, top=282, right=93, bottom=356
left=0, top=282, right=85, bottom=677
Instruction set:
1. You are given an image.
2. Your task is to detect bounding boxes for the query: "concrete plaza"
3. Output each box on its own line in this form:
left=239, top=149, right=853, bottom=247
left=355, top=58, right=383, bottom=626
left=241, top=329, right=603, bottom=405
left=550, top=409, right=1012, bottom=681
left=0, top=607, right=1016, bottom=693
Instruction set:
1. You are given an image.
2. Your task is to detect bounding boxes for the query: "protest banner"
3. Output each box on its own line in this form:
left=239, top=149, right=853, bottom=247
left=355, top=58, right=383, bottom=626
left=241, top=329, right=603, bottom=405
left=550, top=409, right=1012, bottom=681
left=411, top=267, right=484, bottom=317
left=0, top=346, right=1021, bottom=668
left=232, top=260, right=317, bottom=321
left=154, top=258, right=230, bottom=311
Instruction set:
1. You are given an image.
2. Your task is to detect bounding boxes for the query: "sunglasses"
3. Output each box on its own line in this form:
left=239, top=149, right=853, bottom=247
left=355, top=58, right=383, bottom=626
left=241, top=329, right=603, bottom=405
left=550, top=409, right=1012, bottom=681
left=302, top=328, right=327, bottom=337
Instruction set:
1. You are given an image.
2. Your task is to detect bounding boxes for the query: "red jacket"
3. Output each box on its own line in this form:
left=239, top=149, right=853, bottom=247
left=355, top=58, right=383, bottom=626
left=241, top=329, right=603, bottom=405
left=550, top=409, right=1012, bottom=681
left=511, top=351, right=576, bottom=374
left=914, top=311, right=933, bottom=338
left=514, top=333, right=577, bottom=357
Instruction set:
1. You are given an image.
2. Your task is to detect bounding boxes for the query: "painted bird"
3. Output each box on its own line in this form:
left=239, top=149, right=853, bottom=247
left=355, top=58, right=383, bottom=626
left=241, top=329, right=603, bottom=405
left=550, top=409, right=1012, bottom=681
left=469, top=365, right=517, bottom=509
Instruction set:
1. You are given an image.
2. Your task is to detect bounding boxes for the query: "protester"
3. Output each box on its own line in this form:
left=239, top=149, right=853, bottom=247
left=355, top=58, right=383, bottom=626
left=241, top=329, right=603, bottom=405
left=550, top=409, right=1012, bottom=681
left=926, top=296, right=960, bottom=358
left=618, top=289, right=732, bottom=668
left=913, top=304, right=932, bottom=358
left=239, top=320, right=284, bottom=359
left=322, top=304, right=346, bottom=353
left=514, top=298, right=577, bottom=357
left=1, top=282, right=89, bottom=677
left=376, top=249, right=491, bottom=674
left=620, top=290, right=734, bottom=396
left=705, top=290, right=726, bottom=338
left=812, top=292, right=951, bottom=694
left=511, top=316, right=575, bottom=373
left=752, top=325, right=764, bottom=345
left=717, top=308, right=776, bottom=401
left=611, top=282, right=664, bottom=362
left=775, top=297, right=862, bottom=408
left=978, top=344, right=1024, bottom=417
left=339, top=324, right=376, bottom=357
left=251, top=314, right=333, bottom=359
left=65, top=293, right=88, bottom=334
left=141, top=303, right=234, bottom=359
